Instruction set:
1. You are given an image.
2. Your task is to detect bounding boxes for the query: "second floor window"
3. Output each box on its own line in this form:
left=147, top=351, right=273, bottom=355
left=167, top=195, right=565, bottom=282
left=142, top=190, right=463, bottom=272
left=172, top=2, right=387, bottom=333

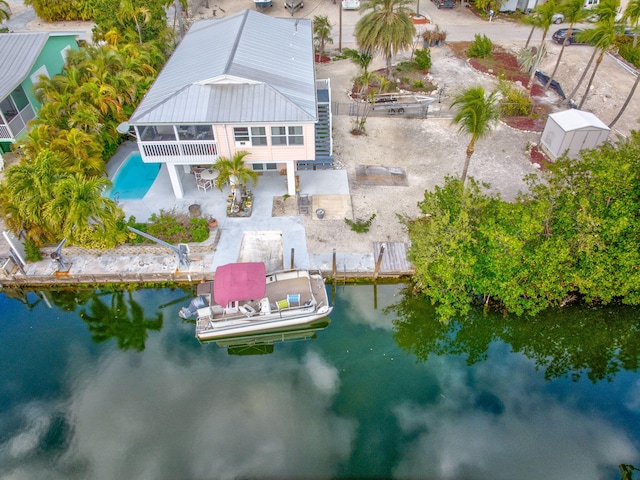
left=271, top=126, right=304, bottom=146
left=233, top=127, right=267, bottom=146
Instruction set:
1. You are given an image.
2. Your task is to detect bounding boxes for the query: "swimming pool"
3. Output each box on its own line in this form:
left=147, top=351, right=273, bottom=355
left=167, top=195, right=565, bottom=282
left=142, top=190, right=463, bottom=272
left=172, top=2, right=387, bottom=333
left=107, top=152, right=161, bottom=200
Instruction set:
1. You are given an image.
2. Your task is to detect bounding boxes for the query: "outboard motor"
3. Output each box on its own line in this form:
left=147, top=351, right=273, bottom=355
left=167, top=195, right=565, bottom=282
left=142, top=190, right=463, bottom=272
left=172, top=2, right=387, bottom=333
left=178, top=295, right=209, bottom=319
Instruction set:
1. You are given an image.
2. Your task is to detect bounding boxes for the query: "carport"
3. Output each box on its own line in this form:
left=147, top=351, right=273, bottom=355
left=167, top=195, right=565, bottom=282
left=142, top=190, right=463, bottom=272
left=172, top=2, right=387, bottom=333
left=540, top=110, right=610, bottom=161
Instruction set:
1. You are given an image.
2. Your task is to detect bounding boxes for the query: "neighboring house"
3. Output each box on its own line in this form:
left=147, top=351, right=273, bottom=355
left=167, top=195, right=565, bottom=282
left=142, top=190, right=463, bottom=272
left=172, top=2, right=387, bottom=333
left=0, top=32, right=79, bottom=153
left=128, top=9, right=333, bottom=199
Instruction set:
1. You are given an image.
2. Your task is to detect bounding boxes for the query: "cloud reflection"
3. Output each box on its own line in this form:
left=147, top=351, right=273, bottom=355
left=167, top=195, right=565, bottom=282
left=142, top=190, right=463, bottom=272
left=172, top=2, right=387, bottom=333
left=1, top=346, right=355, bottom=480
left=392, top=350, right=639, bottom=480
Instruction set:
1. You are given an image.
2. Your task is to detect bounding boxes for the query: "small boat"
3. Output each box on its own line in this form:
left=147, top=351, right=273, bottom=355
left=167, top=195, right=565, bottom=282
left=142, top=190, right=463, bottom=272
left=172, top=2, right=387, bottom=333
left=342, top=0, right=360, bottom=9
left=179, top=262, right=333, bottom=342
left=254, top=0, right=273, bottom=11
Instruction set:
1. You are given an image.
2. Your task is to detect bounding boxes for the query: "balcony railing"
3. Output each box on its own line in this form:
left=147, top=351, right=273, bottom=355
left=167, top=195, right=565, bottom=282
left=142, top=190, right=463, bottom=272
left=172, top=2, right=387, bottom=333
left=139, top=141, right=218, bottom=164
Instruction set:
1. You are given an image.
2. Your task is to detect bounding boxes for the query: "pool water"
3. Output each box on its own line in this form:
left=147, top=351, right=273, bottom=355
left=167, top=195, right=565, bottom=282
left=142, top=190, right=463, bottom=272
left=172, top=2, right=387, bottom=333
left=107, top=152, right=161, bottom=200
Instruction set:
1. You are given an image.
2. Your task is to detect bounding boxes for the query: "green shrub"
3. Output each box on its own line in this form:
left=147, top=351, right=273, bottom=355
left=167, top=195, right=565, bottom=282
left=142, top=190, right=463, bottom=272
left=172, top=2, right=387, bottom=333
left=497, top=81, right=532, bottom=116
left=413, top=80, right=425, bottom=89
left=468, top=34, right=493, bottom=58
left=189, top=218, right=210, bottom=243
left=344, top=213, right=376, bottom=233
left=147, top=209, right=189, bottom=244
left=618, top=42, right=640, bottom=68
left=24, top=240, right=42, bottom=262
left=414, top=48, right=432, bottom=71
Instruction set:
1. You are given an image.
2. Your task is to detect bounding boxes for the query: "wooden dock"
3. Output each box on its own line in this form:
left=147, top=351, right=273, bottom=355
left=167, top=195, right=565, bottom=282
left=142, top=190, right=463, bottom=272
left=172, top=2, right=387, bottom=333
left=373, top=242, right=414, bottom=276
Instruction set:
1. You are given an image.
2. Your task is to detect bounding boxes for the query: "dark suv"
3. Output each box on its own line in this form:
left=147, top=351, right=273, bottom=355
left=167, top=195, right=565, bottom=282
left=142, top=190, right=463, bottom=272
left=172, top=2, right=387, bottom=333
left=551, top=27, right=584, bottom=45
left=432, top=0, right=456, bottom=8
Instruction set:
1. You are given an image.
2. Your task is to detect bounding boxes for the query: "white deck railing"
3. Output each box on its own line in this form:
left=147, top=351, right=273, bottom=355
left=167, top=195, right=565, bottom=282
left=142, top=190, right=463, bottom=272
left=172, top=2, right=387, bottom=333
left=140, top=141, right=219, bottom=164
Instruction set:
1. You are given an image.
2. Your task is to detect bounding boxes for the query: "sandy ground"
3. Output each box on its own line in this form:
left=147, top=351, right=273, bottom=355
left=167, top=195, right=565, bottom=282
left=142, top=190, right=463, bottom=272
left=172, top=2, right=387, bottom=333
left=2, top=0, right=639, bottom=257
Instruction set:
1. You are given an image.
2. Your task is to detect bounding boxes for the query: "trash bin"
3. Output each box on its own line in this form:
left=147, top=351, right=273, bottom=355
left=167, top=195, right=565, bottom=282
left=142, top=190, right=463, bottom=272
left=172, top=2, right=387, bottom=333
left=315, top=208, right=326, bottom=219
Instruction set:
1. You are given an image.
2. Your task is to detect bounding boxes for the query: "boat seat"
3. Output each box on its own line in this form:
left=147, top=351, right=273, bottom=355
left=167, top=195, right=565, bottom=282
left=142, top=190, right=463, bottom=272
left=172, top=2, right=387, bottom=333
left=239, top=304, right=257, bottom=317
left=287, top=294, right=300, bottom=306
left=197, top=307, right=212, bottom=319
left=276, top=299, right=289, bottom=310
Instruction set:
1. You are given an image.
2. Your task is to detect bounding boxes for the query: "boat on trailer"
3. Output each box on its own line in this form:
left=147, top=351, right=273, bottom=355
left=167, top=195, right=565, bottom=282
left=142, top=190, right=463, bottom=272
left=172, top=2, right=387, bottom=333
left=179, top=262, right=333, bottom=342
left=254, top=0, right=273, bottom=11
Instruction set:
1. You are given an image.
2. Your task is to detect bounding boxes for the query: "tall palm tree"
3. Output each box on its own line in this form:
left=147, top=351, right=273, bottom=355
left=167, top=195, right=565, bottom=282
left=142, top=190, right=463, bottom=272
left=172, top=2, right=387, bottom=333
left=608, top=73, right=639, bottom=128
left=213, top=151, right=258, bottom=206
left=355, top=0, right=416, bottom=79
left=450, top=86, right=500, bottom=185
left=526, top=0, right=558, bottom=89
left=544, top=0, right=589, bottom=91
left=623, top=0, right=640, bottom=47
left=577, top=16, right=618, bottom=109
left=0, top=0, right=10, bottom=22
left=313, top=15, right=333, bottom=60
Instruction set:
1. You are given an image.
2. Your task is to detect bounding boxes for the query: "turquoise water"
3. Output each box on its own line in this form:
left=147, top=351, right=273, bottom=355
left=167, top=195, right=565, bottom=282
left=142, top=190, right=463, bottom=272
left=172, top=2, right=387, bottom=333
left=1, top=284, right=639, bottom=479
left=107, top=152, right=161, bottom=200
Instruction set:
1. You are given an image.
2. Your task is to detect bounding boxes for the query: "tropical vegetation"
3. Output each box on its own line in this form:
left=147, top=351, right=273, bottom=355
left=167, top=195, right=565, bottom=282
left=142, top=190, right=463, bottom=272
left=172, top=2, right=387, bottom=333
left=313, top=15, right=333, bottom=60
left=355, top=0, right=416, bottom=78
left=0, top=0, right=11, bottom=22
left=213, top=151, right=258, bottom=208
left=0, top=8, right=169, bottom=251
left=450, top=85, right=500, bottom=185
left=405, top=132, right=640, bottom=321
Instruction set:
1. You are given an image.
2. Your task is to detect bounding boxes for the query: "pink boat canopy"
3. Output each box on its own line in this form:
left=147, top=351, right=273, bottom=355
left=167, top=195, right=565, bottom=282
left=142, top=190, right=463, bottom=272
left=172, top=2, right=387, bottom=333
left=213, top=262, right=267, bottom=306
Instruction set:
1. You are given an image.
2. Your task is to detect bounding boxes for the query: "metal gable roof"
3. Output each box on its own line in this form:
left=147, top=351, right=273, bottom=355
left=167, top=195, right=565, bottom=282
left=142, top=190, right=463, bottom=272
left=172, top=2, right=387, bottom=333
left=130, top=9, right=316, bottom=125
left=0, top=32, right=50, bottom=100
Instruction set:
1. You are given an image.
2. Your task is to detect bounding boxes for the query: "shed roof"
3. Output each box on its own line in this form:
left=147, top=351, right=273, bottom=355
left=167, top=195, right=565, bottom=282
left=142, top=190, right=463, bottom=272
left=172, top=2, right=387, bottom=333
left=0, top=32, right=50, bottom=100
left=130, top=9, right=317, bottom=125
left=549, top=109, right=610, bottom=133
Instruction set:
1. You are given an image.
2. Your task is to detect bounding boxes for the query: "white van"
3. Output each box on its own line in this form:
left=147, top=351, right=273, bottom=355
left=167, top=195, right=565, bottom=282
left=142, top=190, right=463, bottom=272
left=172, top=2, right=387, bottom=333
left=583, top=0, right=599, bottom=10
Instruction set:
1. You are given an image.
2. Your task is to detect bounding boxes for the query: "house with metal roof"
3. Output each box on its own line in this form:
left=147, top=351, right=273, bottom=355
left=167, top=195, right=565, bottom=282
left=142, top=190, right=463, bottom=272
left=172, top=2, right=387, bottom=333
left=127, top=9, right=333, bottom=199
left=0, top=32, right=80, bottom=153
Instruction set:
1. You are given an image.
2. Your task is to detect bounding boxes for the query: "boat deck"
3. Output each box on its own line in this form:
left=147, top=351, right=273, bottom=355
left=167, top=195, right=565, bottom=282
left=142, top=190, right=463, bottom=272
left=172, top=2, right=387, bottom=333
left=194, top=270, right=330, bottom=340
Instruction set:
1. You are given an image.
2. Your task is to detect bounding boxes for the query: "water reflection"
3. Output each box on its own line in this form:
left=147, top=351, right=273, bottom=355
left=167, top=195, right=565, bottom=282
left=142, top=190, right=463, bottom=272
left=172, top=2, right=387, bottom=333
left=213, top=319, right=331, bottom=355
left=1, top=284, right=639, bottom=479
left=389, top=284, right=640, bottom=382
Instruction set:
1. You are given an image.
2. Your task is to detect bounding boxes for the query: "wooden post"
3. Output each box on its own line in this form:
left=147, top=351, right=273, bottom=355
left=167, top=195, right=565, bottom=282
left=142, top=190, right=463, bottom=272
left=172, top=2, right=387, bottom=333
left=374, top=243, right=385, bottom=280
left=290, top=248, right=295, bottom=269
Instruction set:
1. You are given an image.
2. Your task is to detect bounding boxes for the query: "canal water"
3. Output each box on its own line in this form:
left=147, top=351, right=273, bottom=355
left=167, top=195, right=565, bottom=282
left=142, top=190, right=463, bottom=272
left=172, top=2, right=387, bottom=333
left=1, top=283, right=639, bottom=479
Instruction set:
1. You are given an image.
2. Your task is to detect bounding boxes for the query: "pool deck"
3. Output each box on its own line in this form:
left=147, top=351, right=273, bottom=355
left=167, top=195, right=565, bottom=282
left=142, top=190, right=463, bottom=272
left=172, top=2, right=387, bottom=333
left=0, top=142, right=400, bottom=286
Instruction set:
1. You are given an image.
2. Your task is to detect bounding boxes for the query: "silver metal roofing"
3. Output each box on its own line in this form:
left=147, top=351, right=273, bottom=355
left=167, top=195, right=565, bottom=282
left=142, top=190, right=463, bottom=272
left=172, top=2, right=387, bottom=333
left=130, top=9, right=317, bottom=125
left=0, top=32, right=50, bottom=101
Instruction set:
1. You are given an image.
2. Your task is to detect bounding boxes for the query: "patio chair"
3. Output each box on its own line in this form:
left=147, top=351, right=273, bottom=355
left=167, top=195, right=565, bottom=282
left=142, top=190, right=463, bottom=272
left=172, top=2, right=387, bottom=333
left=196, top=178, right=213, bottom=192
left=287, top=294, right=300, bottom=307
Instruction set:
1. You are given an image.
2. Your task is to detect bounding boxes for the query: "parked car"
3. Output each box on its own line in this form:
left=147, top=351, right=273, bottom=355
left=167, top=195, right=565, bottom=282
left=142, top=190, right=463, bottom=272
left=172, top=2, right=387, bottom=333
left=552, top=13, right=564, bottom=23
left=552, top=27, right=584, bottom=45
left=432, top=0, right=455, bottom=8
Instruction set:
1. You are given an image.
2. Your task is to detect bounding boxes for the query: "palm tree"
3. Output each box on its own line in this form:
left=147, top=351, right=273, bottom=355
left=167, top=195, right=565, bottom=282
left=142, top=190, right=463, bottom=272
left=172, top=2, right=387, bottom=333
left=608, top=73, right=639, bottom=128
left=450, top=86, right=500, bottom=185
left=343, top=48, right=373, bottom=74
left=623, top=0, right=640, bottom=47
left=577, top=16, right=618, bottom=109
left=544, top=0, right=590, bottom=91
left=213, top=151, right=258, bottom=206
left=0, top=0, right=10, bottom=22
left=313, top=15, right=333, bottom=61
left=526, top=0, right=558, bottom=89
left=48, top=173, right=122, bottom=246
left=355, top=0, right=416, bottom=79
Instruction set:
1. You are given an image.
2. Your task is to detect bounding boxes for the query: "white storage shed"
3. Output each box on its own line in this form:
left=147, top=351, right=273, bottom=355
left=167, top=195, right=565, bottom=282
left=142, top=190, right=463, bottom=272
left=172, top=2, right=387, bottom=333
left=540, top=110, right=610, bottom=161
